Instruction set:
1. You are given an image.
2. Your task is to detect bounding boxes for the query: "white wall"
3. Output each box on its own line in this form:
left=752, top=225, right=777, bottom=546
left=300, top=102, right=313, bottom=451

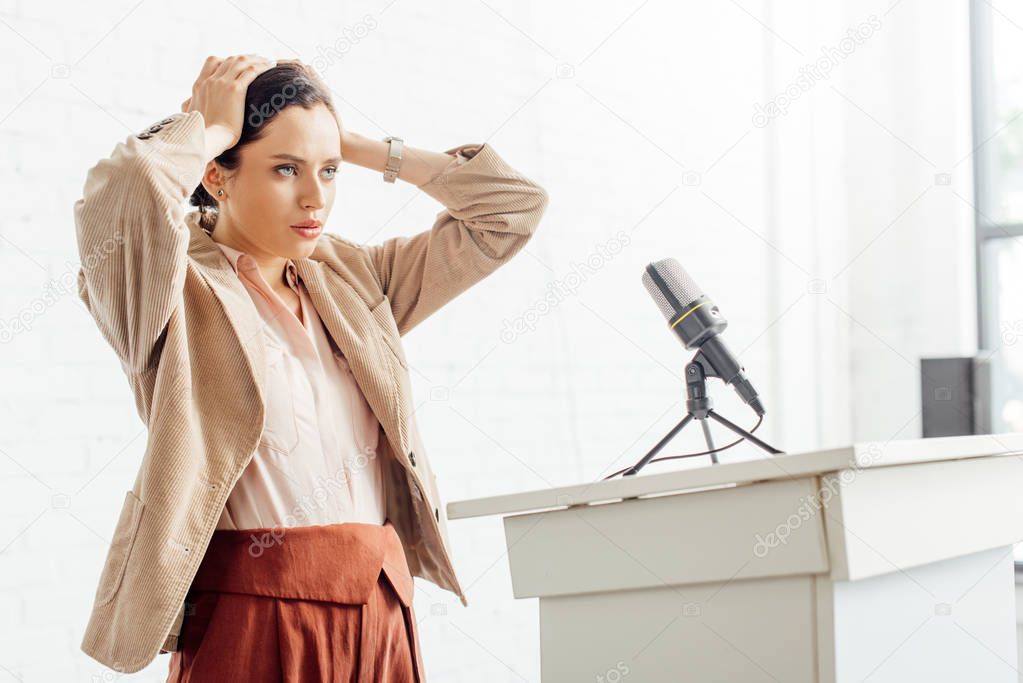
left=0, top=0, right=984, bottom=680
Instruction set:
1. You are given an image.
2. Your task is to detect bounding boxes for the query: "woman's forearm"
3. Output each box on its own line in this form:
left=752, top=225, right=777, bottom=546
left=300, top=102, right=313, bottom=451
left=341, top=130, right=458, bottom=187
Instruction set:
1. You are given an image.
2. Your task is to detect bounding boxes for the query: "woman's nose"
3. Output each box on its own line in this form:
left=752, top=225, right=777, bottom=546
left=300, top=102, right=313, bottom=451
left=301, top=184, right=326, bottom=210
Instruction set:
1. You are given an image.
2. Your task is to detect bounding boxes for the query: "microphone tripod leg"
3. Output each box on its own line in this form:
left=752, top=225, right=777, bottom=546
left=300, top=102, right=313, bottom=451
left=706, top=410, right=783, bottom=455
left=622, top=414, right=694, bottom=476
left=698, top=417, right=719, bottom=464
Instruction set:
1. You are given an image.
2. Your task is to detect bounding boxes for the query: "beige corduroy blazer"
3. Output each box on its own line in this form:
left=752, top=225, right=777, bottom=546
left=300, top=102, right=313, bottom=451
left=74, top=110, right=548, bottom=673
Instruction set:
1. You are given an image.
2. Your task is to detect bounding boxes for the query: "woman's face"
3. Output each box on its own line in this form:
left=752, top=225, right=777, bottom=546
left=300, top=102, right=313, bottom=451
left=215, top=103, right=342, bottom=260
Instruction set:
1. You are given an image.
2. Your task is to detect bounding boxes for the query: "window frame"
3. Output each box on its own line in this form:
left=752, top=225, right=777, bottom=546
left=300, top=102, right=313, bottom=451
left=969, top=0, right=1023, bottom=567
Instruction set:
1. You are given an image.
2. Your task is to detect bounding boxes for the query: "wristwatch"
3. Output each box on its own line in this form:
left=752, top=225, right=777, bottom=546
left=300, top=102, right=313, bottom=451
left=382, top=136, right=404, bottom=183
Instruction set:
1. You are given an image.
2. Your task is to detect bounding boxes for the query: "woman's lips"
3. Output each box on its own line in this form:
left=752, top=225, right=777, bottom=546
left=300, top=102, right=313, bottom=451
left=290, top=225, right=323, bottom=239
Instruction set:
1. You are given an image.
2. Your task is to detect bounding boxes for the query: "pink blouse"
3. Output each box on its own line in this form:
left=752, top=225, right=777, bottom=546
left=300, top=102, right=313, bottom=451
left=213, top=242, right=387, bottom=531
left=212, top=152, right=469, bottom=532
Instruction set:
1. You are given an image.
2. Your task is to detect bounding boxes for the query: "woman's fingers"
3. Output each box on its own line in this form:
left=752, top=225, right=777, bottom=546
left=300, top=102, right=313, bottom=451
left=191, top=57, right=221, bottom=102
left=210, top=54, right=249, bottom=79
left=197, top=55, right=272, bottom=94
left=197, top=55, right=222, bottom=82
left=194, top=54, right=271, bottom=92
left=188, top=53, right=279, bottom=157
left=234, top=58, right=276, bottom=82
left=208, top=55, right=239, bottom=80
left=226, top=54, right=271, bottom=78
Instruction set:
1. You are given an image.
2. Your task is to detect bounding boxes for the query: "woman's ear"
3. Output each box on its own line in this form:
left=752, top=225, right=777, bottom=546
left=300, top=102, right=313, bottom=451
left=200, top=160, right=226, bottom=199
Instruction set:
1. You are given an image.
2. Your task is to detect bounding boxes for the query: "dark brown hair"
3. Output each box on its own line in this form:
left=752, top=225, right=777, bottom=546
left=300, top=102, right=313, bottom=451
left=189, top=63, right=338, bottom=234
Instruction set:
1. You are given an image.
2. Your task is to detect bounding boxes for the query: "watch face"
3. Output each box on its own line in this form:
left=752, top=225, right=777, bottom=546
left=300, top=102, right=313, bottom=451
left=385, top=138, right=402, bottom=160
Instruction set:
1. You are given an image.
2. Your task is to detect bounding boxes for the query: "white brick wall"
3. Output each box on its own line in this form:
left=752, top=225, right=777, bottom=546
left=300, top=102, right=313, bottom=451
left=0, top=0, right=986, bottom=680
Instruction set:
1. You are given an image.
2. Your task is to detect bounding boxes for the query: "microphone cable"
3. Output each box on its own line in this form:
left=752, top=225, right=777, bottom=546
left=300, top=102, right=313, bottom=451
left=600, top=413, right=765, bottom=481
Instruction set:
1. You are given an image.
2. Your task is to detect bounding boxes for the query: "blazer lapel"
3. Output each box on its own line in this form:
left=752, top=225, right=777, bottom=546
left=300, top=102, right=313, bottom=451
left=185, top=215, right=268, bottom=406
left=184, top=212, right=407, bottom=462
left=294, top=259, right=408, bottom=458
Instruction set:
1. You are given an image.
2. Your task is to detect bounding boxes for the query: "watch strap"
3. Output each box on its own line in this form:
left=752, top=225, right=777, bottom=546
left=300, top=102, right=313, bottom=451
left=382, top=136, right=404, bottom=183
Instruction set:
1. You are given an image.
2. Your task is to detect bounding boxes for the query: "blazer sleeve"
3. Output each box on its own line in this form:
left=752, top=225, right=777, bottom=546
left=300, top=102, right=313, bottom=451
left=74, top=111, right=207, bottom=375
left=361, top=142, right=549, bottom=337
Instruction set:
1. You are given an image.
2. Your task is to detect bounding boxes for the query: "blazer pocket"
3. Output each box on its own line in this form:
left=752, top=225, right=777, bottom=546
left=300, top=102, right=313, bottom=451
left=370, top=297, right=408, bottom=369
left=259, top=335, right=300, bottom=456
left=95, top=489, right=144, bottom=607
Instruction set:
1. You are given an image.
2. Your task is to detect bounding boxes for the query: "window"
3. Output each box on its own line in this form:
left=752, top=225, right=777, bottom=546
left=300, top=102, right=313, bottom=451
left=970, top=0, right=1023, bottom=561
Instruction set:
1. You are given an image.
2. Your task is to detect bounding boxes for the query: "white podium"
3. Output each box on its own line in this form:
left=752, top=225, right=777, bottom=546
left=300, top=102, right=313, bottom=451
left=447, top=434, right=1023, bottom=682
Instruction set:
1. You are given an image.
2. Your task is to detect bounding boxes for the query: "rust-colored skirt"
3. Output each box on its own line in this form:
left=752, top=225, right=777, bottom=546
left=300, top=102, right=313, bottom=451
left=165, top=520, right=424, bottom=682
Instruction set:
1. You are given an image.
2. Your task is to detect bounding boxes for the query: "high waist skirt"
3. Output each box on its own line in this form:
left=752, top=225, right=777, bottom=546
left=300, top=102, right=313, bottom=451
left=165, top=520, right=425, bottom=682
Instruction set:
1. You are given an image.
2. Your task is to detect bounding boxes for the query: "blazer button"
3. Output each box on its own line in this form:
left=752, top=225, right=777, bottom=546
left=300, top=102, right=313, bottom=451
left=435, top=507, right=439, bottom=521
left=409, top=451, right=416, bottom=466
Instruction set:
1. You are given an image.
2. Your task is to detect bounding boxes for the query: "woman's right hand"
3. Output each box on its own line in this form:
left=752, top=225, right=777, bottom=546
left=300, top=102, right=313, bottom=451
left=181, top=54, right=277, bottom=159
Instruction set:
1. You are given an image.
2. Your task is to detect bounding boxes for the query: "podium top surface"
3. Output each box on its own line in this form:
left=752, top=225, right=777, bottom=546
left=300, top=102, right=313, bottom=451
left=446, top=433, right=1023, bottom=520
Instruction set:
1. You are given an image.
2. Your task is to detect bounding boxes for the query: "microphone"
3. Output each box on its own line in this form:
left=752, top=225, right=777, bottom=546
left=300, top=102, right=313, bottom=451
left=642, top=258, right=766, bottom=417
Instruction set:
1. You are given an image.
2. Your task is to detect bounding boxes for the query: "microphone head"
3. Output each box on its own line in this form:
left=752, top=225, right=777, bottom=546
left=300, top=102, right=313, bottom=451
left=641, top=258, right=764, bottom=416
left=641, top=258, right=705, bottom=321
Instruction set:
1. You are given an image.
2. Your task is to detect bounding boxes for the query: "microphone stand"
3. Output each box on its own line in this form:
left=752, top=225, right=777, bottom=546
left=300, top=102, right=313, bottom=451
left=622, top=351, right=782, bottom=476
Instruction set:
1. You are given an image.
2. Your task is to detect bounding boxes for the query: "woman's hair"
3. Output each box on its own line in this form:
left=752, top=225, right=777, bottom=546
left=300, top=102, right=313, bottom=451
left=189, top=62, right=338, bottom=234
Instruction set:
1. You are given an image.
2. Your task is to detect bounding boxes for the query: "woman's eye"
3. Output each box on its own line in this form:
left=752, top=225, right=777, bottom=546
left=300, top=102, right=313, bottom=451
left=275, top=165, right=337, bottom=179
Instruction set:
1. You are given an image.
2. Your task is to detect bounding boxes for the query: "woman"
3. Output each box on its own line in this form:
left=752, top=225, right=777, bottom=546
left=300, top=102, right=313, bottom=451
left=74, top=54, right=548, bottom=680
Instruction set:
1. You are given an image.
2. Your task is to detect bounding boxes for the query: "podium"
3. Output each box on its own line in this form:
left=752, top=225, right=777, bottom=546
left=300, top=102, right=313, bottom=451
left=447, top=434, right=1023, bottom=682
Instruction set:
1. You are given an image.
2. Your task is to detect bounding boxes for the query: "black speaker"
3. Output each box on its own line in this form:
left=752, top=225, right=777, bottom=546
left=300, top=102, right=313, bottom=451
left=920, top=356, right=992, bottom=437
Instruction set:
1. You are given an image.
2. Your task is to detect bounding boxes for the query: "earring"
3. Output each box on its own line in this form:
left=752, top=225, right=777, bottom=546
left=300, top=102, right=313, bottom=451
left=217, top=189, right=224, bottom=197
